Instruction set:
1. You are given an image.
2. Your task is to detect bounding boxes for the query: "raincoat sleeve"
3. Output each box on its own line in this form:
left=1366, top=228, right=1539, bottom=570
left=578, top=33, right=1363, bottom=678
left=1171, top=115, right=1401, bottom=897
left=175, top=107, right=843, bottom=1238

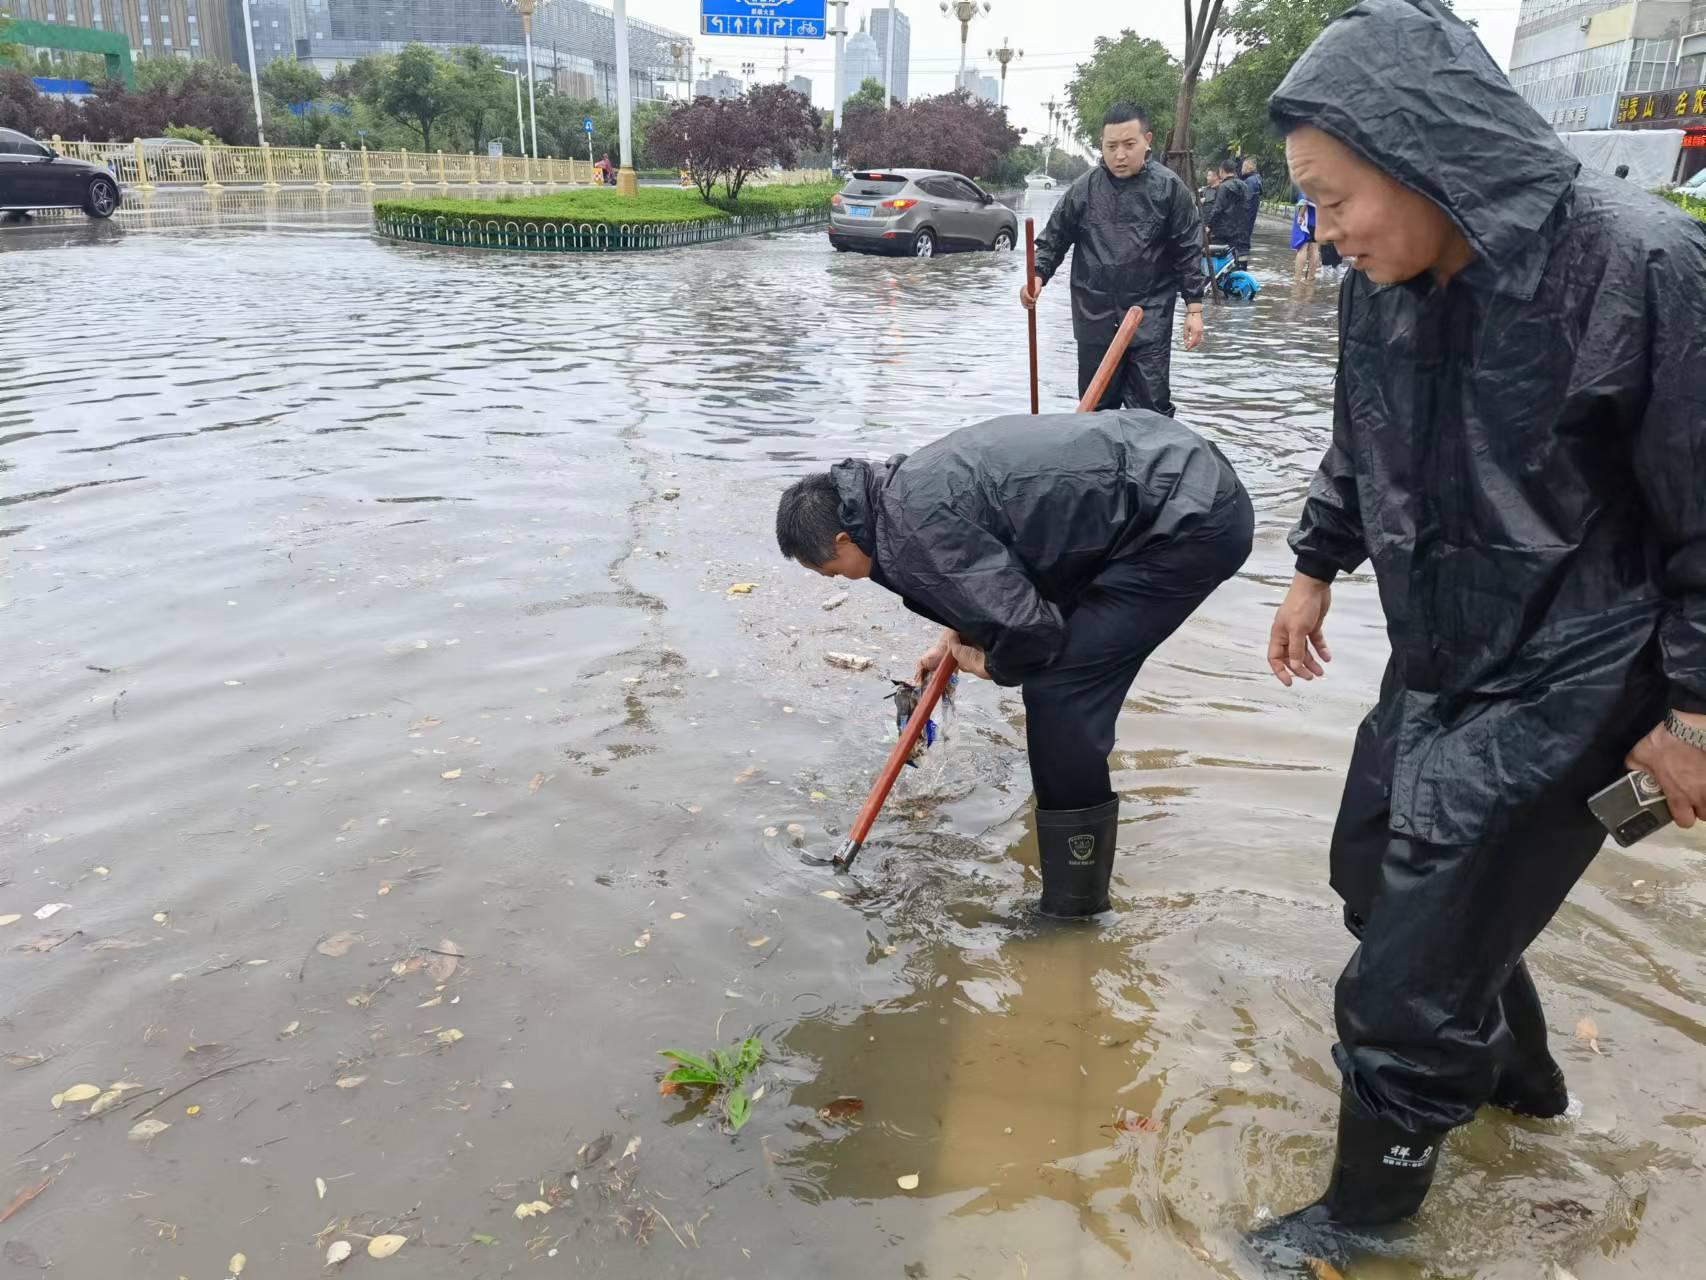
left=1634, top=231, right=1706, bottom=713
left=1287, top=283, right=1367, bottom=583
left=1172, top=180, right=1207, bottom=304
left=898, top=510, right=1066, bottom=687
left=1033, top=181, right=1085, bottom=286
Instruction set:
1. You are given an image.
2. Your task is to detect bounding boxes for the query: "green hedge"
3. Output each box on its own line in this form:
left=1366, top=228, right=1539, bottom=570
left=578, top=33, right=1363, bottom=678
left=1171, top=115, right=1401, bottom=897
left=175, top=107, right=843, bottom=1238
left=1663, top=190, right=1705, bottom=222
left=372, top=181, right=837, bottom=228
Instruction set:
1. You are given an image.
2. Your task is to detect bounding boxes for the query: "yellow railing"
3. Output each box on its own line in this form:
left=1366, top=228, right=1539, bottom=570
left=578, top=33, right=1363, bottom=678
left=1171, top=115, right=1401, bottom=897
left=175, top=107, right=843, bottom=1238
left=49, top=137, right=597, bottom=191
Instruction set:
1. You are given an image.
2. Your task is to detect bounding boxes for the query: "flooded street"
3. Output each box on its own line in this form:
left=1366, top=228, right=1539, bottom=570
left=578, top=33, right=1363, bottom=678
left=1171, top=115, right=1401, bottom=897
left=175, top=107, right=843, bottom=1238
left=2, top=195, right=1702, bottom=1279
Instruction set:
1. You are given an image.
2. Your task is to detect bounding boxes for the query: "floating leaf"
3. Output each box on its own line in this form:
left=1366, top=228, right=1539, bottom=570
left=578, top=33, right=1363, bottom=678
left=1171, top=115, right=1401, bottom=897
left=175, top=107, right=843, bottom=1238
left=896, top=1173, right=920, bottom=1190
left=417, top=995, right=442, bottom=1008
left=1115, top=1112, right=1161, bottom=1134
left=376, top=882, right=393, bottom=897
left=727, top=1090, right=751, bottom=1131
left=425, top=941, right=462, bottom=983
left=280, top=1020, right=300, bottom=1037
left=335, top=1074, right=367, bottom=1089
left=128, top=1118, right=171, bottom=1141
left=152, top=912, right=169, bottom=924
left=316, top=1176, right=327, bottom=1200
left=93, top=867, right=110, bottom=877
left=89, top=1088, right=125, bottom=1116
left=0, top=915, right=21, bottom=927
left=185, top=1105, right=200, bottom=1116
left=435, top=1028, right=464, bottom=1046
left=0, top=1177, right=52, bottom=1225
left=514, top=1200, right=552, bottom=1219
left=5, top=1053, right=47, bottom=1069
left=367, top=1234, right=406, bottom=1259
left=622, top=1135, right=642, bottom=1159
left=750, top=1085, right=765, bottom=1102
left=727, top=583, right=756, bottom=595
left=409, top=715, right=442, bottom=732
left=228, top=1252, right=247, bottom=1276
left=60, top=1084, right=100, bottom=1104
left=317, top=931, right=361, bottom=958
left=577, top=1133, right=613, bottom=1166
left=817, top=890, right=842, bottom=900
left=633, top=931, right=651, bottom=949
left=817, top=1097, right=865, bottom=1122
left=441, top=769, right=462, bottom=780
left=470, top=1232, right=497, bottom=1246
left=529, top=772, right=548, bottom=795
left=325, top=1240, right=353, bottom=1265
left=1229, top=1060, right=1255, bottom=1074
left=747, top=936, right=770, bottom=948
left=670, top=912, right=686, bottom=921
left=1575, top=1016, right=1602, bottom=1053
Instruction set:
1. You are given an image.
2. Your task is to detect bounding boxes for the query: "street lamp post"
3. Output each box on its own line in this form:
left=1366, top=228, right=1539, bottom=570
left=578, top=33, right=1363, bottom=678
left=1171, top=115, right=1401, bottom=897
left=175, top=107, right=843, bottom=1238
left=988, top=37, right=1021, bottom=109
left=500, top=68, right=525, bottom=161
left=671, top=40, right=691, bottom=100
left=240, top=0, right=267, bottom=147
left=613, top=0, right=636, bottom=196
left=507, top=0, right=546, bottom=159
left=939, top=1, right=991, bottom=86
left=1044, top=94, right=1057, bottom=176
left=829, top=0, right=849, bottom=139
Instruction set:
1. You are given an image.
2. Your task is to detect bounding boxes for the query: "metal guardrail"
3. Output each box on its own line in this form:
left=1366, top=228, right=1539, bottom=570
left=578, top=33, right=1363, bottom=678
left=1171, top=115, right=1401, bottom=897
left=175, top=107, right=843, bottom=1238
left=45, top=138, right=831, bottom=194
left=373, top=205, right=830, bottom=253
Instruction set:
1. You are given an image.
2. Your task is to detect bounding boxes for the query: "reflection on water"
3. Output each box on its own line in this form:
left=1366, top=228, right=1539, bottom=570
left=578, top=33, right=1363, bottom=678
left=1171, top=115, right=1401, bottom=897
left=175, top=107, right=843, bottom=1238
left=1, top=205, right=1701, bottom=1280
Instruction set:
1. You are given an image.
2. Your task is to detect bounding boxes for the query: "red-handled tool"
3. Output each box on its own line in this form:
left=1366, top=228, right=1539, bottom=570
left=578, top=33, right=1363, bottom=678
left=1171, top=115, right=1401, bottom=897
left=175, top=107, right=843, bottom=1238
left=1076, top=306, right=1143, bottom=412
left=1025, top=218, right=1040, bottom=415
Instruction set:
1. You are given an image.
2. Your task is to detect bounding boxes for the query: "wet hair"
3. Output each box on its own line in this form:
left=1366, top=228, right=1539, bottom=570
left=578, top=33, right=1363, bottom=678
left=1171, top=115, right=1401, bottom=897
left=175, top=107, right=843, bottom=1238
left=776, top=473, right=843, bottom=565
left=1103, top=102, right=1150, bottom=132
left=1220, top=157, right=1240, bottom=176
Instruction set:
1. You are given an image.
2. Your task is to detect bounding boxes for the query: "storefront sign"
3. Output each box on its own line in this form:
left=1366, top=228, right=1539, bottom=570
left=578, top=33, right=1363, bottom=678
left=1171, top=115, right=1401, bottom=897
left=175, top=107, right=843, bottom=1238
left=1617, top=84, right=1706, bottom=125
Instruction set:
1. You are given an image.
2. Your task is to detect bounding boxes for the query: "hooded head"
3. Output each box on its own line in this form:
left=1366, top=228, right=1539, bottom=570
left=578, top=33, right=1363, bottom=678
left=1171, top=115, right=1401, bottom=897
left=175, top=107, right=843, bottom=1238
left=1269, top=0, right=1578, bottom=290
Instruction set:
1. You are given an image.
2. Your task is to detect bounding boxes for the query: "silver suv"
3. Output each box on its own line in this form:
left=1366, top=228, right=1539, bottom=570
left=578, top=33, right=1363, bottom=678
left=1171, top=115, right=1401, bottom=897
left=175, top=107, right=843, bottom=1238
left=828, top=169, right=1018, bottom=259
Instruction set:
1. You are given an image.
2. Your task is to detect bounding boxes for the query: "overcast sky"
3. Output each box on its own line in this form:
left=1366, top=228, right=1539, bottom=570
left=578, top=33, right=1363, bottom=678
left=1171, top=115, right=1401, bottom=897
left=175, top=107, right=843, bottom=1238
left=631, top=0, right=1524, bottom=150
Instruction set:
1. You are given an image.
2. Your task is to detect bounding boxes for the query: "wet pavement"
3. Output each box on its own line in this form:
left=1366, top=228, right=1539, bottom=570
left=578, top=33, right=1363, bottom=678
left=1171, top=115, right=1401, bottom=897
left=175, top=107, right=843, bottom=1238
left=2, top=195, right=1702, bottom=1279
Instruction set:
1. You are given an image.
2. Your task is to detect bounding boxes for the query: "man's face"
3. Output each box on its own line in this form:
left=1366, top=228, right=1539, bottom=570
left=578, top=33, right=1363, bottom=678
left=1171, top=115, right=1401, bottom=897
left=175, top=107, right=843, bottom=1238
left=1101, top=120, right=1151, bottom=179
left=1242, top=159, right=1256, bottom=177
left=800, top=533, right=872, bottom=580
left=1286, top=125, right=1467, bottom=285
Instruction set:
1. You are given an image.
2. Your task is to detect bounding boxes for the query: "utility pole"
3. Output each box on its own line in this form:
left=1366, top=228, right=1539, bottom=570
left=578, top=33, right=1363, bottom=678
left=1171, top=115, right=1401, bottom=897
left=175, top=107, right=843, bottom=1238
left=1044, top=94, right=1057, bottom=176
left=613, top=0, right=636, bottom=196
left=780, top=43, right=801, bottom=84
left=940, top=1, right=990, bottom=86
left=882, top=0, right=897, bottom=108
left=829, top=0, right=849, bottom=136
left=240, top=0, right=267, bottom=146
left=988, top=36, right=1020, bottom=109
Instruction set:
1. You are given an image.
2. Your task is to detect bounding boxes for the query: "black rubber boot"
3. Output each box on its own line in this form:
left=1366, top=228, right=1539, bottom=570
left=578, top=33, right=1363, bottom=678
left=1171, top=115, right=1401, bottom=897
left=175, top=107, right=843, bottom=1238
left=1488, top=960, right=1571, bottom=1118
left=1243, top=1086, right=1443, bottom=1274
left=1034, top=796, right=1118, bottom=918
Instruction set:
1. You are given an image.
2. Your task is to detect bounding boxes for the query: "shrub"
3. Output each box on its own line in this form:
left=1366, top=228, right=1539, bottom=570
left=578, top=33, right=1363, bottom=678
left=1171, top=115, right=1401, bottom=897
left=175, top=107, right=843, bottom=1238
left=373, top=181, right=836, bottom=229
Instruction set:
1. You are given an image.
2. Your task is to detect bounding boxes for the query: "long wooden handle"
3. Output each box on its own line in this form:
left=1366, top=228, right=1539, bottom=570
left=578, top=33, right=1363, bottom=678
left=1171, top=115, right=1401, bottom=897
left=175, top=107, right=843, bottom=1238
left=1075, top=306, right=1144, bottom=413
left=1025, top=218, right=1040, bottom=415
left=834, top=654, right=959, bottom=871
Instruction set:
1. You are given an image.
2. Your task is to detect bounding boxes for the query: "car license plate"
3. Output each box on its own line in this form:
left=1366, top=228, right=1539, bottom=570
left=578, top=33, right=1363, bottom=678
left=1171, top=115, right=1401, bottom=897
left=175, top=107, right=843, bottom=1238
left=847, top=205, right=873, bottom=218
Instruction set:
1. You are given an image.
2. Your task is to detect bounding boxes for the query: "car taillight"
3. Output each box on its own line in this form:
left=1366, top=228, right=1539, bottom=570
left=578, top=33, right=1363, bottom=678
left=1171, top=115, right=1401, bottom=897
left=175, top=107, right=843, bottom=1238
left=881, top=199, right=917, bottom=210
left=831, top=193, right=842, bottom=206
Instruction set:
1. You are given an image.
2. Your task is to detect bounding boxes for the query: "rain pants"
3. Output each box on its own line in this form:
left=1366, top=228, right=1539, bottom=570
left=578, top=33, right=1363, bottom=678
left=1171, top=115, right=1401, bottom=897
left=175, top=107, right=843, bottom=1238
left=1271, top=0, right=1706, bottom=1134
left=830, top=412, right=1251, bottom=809
left=1033, top=162, right=1207, bottom=418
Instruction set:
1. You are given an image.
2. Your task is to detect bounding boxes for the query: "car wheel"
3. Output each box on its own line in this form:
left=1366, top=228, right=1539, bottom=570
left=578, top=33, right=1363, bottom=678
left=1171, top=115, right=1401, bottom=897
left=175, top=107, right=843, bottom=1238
left=83, top=176, right=119, bottom=219
left=913, top=229, right=937, bottom=259
left=992, top=227, right=1015, bottom=252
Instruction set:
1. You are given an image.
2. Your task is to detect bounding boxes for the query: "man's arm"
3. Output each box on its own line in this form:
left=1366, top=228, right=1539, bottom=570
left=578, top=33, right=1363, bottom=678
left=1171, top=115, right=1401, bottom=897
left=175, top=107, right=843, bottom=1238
left=893, top=509, right=1065, bottom=687
left=1032, top=179, right=1086, bottom=285
left=1287, top=282, right=1367, bottom=583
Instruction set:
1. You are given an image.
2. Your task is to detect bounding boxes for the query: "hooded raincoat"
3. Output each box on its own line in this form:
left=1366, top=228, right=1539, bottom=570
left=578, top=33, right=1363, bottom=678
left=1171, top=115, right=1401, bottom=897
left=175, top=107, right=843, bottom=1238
left=1270, top=0, right=1706, bottom=1135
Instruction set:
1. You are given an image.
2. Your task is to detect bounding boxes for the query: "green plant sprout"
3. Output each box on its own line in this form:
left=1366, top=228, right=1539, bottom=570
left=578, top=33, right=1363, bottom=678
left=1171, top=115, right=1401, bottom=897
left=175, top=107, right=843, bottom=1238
left=659, top=1035, right=763, bottom=1132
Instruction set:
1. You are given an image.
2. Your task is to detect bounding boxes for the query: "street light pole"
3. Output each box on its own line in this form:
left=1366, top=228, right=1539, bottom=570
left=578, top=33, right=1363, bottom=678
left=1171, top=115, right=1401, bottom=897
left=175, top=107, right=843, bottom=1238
left=1044, top=94, right=1057, bottom=176
left=613, top=0, right=636, bottom=196
left=829, top=0, right=848, bottom=137
left=240, top=0, right=267, bottom=147
left=502, top=68, right=525, bottom=158
left=940, top=1, right=990, bottom=87
left=508, top=0, right=544, bottom=159
left=988, top=37, right=1020, bottom=109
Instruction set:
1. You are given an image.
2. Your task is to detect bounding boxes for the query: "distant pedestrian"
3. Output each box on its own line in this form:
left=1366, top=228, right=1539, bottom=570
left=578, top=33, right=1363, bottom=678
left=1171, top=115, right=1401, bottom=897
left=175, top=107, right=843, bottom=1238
left=1204, top=158, right=1253, bottom=266
left=1022, top=102, right=1207, bottom=417
left=1615, top=163, right=1630, bottom=179
left=1292, top=197, right=1321, bottom=281
left=1242, top=158, right=1264, bottom=253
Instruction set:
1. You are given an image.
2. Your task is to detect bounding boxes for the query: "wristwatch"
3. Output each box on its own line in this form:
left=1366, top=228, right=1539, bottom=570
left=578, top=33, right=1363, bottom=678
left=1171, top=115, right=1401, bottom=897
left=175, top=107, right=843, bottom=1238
left=1666, top=710, right=1706, bottom=753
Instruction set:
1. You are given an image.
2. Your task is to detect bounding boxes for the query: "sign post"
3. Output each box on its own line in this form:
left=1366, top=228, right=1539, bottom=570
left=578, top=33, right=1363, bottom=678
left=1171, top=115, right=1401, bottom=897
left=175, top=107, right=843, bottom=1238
left=700, top=0, right=829, bottom=42
left=584, top=116, right=595, bottom=171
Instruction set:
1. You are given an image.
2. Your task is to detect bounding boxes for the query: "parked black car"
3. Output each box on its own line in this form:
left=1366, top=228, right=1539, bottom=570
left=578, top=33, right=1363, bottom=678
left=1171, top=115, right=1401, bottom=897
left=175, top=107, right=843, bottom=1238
left=0, top=128, right=122, bottom=220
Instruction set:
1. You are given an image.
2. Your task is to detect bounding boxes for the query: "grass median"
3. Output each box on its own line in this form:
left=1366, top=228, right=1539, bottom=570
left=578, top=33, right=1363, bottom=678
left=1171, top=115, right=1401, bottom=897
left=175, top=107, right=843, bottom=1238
left=374, top=180, right=839, bottom=228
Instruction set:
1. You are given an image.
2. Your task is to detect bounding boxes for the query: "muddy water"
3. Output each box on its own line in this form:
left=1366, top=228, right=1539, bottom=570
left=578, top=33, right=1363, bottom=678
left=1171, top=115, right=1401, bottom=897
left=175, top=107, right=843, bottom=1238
left=1, top=196, right=1702, bottom=1279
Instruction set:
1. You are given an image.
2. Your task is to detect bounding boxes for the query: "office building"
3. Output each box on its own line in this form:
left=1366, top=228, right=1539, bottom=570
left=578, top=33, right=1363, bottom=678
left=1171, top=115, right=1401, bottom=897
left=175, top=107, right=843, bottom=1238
left=3, top=0, right=232, bottom=65
left=787, top=73, right=811, bottom=98
left=694, top=69, right=741, bottom=100
left=957, top=64, right=997, bottom=104
left=840, top=16, right=880, bottom=107
left=868, top=3, right=908, bottom=103
left=1507, top=0, right=1691, bottom=130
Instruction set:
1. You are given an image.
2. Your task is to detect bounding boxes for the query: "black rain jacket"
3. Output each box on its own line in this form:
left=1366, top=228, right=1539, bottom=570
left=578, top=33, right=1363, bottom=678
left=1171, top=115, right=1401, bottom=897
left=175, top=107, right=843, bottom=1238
left=1205, top=175, right=1252, bottom=250
left=830, top=411, right=1242, bottom=687
left=1033, top=160, right=1207, bottom=350
left=1272, top=0, right=1706, bottom=845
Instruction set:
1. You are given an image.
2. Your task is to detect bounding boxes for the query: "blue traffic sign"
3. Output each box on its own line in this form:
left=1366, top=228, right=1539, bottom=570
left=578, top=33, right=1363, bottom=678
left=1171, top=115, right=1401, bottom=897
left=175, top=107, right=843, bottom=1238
left=583, top=117, right=596, bottom=134
left=700, top=0, right=827, bottom=40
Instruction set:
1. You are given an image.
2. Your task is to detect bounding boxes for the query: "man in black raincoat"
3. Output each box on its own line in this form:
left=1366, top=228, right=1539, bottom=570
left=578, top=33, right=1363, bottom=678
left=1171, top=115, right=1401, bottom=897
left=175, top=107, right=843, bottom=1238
left=1022, top=103, right=1207, bottom=417
left=776, top=411, right=1252, bottom=916
left=1253, top=0, right=1706, bottom=1269
left=1205, top=158, right=1253, bottom=264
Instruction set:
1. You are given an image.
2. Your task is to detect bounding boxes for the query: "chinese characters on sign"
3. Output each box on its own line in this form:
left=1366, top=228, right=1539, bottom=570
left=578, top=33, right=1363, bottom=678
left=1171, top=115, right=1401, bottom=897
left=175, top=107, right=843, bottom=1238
left=1616, top=85, right=1706, bottom=126
left=700, top=0, right=828, bottom=39
left=1550, top=105, right=1589, bottom=127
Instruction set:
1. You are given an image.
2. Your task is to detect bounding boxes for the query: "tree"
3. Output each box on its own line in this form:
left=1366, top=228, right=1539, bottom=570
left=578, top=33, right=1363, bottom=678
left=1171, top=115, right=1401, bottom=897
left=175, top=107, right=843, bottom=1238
left=261, top=59, right=326, bottom=108
left=1167, top=0, right=1226, bottom=181
left=844, top=76, right=888, bottom=114
left=647, top=85, right=821, bottom=202
left=839, top=90, right=1021, bottom=181
left=1065, top=32, right=1181, bottom=155
left=367, top=44, right=454, bottom=150
left=445, top=46, right=509, bottom=155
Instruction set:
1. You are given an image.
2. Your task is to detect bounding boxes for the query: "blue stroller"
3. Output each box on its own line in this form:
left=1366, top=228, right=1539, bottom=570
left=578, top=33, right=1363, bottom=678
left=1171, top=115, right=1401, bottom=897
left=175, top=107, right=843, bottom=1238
left=1205, top=242, right=1260, bottom=301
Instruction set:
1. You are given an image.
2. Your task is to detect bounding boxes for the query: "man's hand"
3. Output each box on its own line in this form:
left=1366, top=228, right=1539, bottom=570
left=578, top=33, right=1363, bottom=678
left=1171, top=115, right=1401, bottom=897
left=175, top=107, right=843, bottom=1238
left=950, top=641, right=991, bottom=681
left=1020, top=277, right=1043, bottom=310
left=913, top=628, right=958, bottom=686
left=1183, top=307, right=1205, bottom=351
left=1626, top=711, right=1706, bottom=828
left=1267, top=573, right=1334, bottom=686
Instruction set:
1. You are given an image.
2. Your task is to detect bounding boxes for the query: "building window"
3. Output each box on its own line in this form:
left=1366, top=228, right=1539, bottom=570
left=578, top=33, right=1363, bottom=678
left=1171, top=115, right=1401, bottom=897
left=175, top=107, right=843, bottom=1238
left=142, top=35, right=151, bottom=44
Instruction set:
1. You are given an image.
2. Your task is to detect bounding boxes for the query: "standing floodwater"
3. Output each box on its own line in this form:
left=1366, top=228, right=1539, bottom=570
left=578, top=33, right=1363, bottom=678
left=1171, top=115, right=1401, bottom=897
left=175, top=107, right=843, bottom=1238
left=1, top=197, right=1701, bottom=1278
